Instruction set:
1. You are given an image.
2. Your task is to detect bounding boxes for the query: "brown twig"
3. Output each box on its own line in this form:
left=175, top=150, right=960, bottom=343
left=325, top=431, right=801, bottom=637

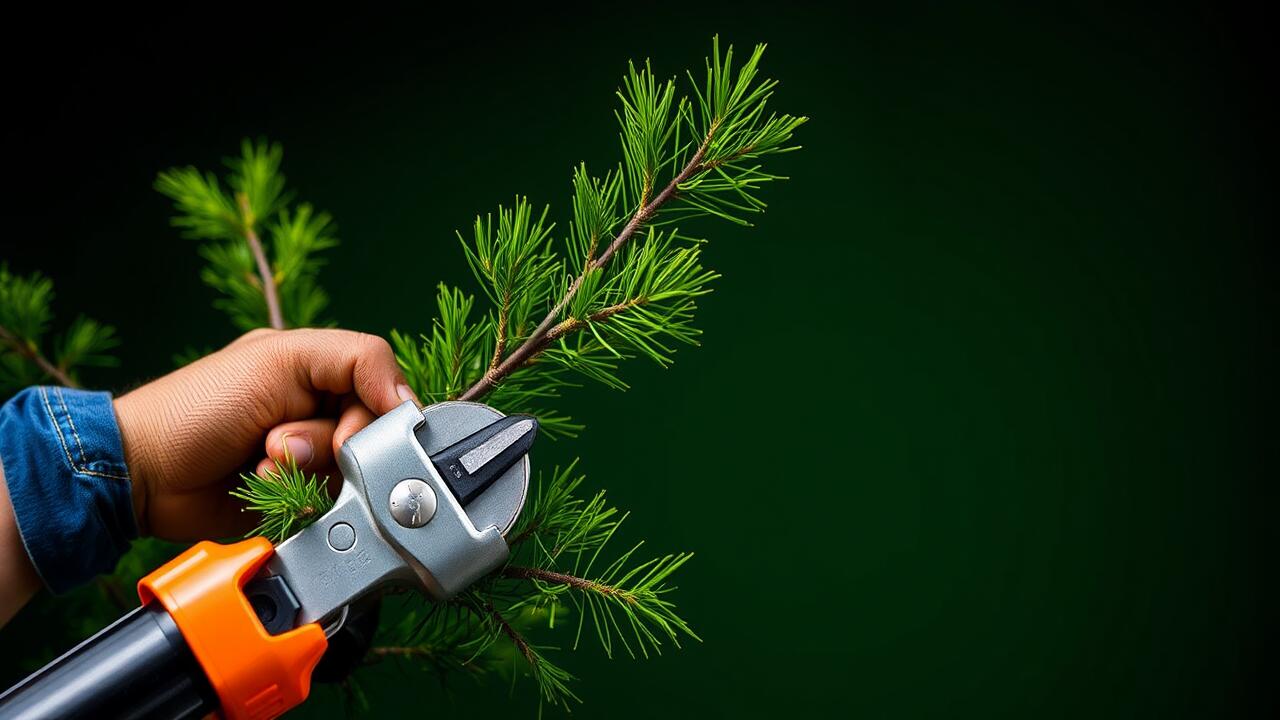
left=483, top=601, right=537, bottom=666
left=503, top=565, right=636, bottom=603
left=458, top=133, right=715, bottom=402
left=543, top=299, right=644, bottom=345
left=492, top=298, right=646, bottom=374
left=237, top=193, right=285, bottom=330
left=0, top=324, right=78, bottom=387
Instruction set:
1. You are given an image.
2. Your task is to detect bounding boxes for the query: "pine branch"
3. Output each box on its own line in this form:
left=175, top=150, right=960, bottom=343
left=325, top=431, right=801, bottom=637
left=237, top=192, right=285, bottom=329
left=485, top=601, right=535, bottom=665
left=157, top=139, right=334, bottom=332
left=1, top=264, right=118, bottom=394
left=475, top=600, right=579, bottom=709
left=458, top=139, right=708, bottom=402
left=489, top=462, right=699, bottom=670
left=544, top=298, right=641, bottom=342
left=504, top=549, right=699, bottom=660
left=365, top=599, right=497, bottom=682
left=451, top=37, right=805, bottom=407
left=504, top=566, right=620, bottom=596
left=370, top=590, right=581, bottom=708
left=506, top=462, right=621, bottom=558
left=366, top=643, right=486, bottom=682
left=0, top=323, right=76, bottom=388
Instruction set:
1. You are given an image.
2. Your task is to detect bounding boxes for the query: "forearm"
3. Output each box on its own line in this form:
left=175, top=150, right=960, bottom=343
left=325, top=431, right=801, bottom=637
left=0, top=461, right=41, bottom=626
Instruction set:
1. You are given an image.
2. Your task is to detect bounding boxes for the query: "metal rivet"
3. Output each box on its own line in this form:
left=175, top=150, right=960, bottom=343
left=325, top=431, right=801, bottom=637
left=327, top=522, right=356, bottom=551
left=389, top=478, right=437, bottom=528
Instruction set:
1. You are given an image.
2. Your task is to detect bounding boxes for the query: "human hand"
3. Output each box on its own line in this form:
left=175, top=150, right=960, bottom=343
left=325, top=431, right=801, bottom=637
left=113, top=328, right=418, bottom=541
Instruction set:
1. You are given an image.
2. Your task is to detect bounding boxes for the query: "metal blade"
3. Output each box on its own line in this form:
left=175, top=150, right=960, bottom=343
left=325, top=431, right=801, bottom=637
left=429, top=414, right=538, bottom=506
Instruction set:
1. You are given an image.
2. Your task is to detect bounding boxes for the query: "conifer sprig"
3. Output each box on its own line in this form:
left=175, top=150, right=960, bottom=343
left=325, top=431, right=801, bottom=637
left=156, top=140, right=336, bottom=330
left=504, top=553, right=697, bottom=660
left=229, top=452, right=335, bottom=541
left=420, top=36, right=806, bottom=414
left=0, top=264, right=118, bottom=392
left=500, top=464, right=698, bottom=661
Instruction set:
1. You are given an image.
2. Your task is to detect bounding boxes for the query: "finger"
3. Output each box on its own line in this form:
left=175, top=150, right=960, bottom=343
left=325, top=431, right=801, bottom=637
left=253, top=456, right=339, bottom=488
left=277, top=329, right=419, bottom=416
left=255, top=457, right=276, bottom=477
left=333, top=401, right=377, bottom=452
left=264, top=419, right=338, bottom=470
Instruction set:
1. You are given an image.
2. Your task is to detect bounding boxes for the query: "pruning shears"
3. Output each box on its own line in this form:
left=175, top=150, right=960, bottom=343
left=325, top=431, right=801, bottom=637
left=0, top=400, right=539, bottom=720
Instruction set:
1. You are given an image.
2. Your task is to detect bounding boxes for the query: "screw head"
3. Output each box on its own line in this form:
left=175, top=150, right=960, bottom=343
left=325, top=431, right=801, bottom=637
left=389, top=478, right=437, bottom=528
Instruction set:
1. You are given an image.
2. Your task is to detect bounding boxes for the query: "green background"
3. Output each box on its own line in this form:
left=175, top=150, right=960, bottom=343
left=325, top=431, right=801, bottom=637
left=0, top=3, right=1268, bottom=717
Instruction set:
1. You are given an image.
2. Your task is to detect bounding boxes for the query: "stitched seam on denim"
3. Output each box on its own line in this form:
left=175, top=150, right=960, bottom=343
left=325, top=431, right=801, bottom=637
left=58, top=387, right=127, bottom=480
left=39, top=387, right=77, bottom=471
left=56, top=387, right=88, bottom=466
left=39, top=387, right=129, bottom=482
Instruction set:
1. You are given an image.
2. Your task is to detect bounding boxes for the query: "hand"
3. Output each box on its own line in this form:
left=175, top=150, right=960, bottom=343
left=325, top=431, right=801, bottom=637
left=113, top=328, right=418, bottom=541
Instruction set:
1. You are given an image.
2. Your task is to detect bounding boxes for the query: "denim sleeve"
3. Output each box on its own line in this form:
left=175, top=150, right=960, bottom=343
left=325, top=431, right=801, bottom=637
left=0, top=386, right=138, bottom=593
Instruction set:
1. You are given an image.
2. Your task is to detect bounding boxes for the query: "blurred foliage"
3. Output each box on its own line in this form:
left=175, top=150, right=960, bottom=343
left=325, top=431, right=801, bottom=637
left=1, top=264, right=119, bottom=393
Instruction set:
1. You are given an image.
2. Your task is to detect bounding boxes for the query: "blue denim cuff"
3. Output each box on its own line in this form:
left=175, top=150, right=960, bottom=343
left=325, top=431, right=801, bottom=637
left=0, top=386, right=138, bottom=594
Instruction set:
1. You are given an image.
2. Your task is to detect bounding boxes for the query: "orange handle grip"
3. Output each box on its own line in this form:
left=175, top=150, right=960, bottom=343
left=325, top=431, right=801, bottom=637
left=138, top=538, right=328, bottom=720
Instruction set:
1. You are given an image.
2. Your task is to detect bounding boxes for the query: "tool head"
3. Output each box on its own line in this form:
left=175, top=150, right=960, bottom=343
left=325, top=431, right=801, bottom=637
left=263, top=401, right=538, bottom=627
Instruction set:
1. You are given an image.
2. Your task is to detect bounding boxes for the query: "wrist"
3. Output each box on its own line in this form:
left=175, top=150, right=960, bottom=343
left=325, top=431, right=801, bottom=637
left=0, top=460, right=41, bottom=623
left=113, top=394, right=153, bottom=536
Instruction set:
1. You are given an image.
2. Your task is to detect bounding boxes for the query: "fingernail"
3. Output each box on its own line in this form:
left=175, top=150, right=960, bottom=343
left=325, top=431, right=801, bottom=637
left=397, top=383, right=420, bottom=406
left=283, top=435, right=314, bottom=466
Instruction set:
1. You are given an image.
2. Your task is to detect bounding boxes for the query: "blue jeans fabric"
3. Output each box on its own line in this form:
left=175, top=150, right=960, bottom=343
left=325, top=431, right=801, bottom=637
left=0, top=386, right=137, bottom=593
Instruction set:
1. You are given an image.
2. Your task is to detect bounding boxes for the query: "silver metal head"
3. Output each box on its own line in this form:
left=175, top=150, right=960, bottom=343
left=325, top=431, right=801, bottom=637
left=265, top=401, right=530, bottom=626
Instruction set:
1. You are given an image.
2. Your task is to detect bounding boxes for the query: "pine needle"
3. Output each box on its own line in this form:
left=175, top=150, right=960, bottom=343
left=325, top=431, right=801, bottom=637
left=229, top=453, right=334, bottom=542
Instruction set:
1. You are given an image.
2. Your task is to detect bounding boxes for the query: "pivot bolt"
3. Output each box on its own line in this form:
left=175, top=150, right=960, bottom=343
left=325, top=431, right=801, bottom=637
left=327, top=522, right=356, bottom=551
left=389, top=478, right=437, bottom=528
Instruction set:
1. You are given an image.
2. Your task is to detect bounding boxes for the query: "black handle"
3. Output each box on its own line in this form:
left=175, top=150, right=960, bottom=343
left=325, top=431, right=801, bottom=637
left=0, top=604, right=217, bottom=720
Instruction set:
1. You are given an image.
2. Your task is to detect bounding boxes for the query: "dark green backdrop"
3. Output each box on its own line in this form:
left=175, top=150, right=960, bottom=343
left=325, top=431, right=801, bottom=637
left=0, top=3, right=1268, bottom=717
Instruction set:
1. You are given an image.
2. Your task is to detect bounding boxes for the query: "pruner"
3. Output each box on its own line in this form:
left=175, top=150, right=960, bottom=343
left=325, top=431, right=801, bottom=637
left=0, top=400, right=538, bottom=720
